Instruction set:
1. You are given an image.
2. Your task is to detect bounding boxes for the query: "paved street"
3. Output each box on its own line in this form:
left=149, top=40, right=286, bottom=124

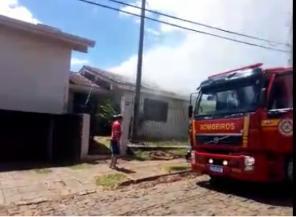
left=0, top=159, right=186, bottom=206
left=0, top=174, right=292, bottom=216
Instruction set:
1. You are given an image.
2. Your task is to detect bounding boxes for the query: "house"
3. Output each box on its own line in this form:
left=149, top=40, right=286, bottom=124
left=69, top=65, right=189, bottom=154
left=0, top=15, right=94, bottom=162
left=0, top=14, right=94, bottom=114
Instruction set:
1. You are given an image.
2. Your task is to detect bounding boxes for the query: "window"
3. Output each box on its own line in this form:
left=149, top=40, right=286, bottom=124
left=269, top=72, right=293, bottom=110
left=197, top=94, right=217, bottom=115
left=143, top=99, right=168, bottom=122
left=195, top=83, right=259, bottom=117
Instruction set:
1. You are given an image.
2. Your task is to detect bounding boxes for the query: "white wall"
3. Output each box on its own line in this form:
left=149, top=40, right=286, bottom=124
left=138, top=93, right=189, bottom=140
left=121, top=90, right=189, bottom=140
left=0, top=27, right=71, bottom=114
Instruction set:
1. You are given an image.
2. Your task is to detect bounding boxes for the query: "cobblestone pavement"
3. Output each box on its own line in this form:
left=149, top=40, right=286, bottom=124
left=0, top=159, right=185, bottom=206
left=0, top=175, right=292, bottom=216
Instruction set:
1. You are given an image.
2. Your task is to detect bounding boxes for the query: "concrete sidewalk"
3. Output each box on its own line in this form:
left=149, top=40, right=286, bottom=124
left=0, top=158, right=188, bottom=206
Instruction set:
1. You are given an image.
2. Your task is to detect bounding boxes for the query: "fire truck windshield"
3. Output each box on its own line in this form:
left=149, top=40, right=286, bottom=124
left=194, top=83, right=260, bottom=118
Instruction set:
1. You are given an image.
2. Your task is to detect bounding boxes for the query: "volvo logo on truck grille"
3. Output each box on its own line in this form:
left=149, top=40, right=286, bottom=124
left=213, top=137, right=219, bottom=144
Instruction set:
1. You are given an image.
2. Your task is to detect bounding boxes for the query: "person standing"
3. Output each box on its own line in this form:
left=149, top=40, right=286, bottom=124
left=110, top=114, right=122, bottom=169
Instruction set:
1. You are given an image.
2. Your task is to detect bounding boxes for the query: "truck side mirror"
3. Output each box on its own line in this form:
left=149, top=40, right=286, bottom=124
left=188, top=105, right=193, bottom=118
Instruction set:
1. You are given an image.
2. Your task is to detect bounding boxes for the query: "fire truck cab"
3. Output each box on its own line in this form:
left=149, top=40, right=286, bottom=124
left=188, top=63, right=293, bottom=183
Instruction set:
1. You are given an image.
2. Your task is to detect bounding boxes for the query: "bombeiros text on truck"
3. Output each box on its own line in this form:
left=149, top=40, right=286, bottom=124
left=188, top=63, right=293, bottom=184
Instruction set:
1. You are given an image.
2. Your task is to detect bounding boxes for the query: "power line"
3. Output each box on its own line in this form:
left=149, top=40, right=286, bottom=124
left=106, top=0, right=290, bottom=48
left=77, top=0, right=290, bottom=53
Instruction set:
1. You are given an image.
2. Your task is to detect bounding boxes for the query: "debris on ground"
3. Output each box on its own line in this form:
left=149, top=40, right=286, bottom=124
left=149, top=150, right=175, bottom=160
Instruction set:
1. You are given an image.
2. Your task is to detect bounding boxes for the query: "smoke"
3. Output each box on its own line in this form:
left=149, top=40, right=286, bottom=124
left=109, top=0, right=292, bottom=95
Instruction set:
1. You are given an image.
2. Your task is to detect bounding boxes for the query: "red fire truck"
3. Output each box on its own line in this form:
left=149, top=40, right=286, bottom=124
left=188, top=63, right=293, bottom=183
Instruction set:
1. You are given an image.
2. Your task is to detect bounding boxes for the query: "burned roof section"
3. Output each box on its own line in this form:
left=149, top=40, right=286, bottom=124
left=71, top=65, right=188, bottom=101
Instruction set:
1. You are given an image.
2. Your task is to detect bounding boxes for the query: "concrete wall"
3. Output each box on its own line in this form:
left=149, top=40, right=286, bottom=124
left=0, top=27, right=71, bottom=114
left=138, top=93, right=189, bottom=140
left=121, top=90, right=189, bottom=140
left=120, top=94, right=134, bottom=154
left=80, top=114, right=90, bottom=160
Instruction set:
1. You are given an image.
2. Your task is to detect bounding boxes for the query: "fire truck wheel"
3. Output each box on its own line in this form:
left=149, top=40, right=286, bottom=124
left=287, top=158, right=293, bottom=183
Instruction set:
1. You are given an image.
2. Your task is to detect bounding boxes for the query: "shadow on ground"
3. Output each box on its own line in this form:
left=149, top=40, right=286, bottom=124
left=197, top=179, right=293, bottom=207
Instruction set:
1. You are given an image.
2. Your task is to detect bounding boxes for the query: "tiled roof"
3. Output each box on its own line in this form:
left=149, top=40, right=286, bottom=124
left=69, top=73, right=100, bottom=88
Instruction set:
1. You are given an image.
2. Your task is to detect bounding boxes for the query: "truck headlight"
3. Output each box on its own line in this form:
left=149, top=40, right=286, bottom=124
left=244, top=156, right=255, bottom=171
left=222, top=160, right=228, bottom=166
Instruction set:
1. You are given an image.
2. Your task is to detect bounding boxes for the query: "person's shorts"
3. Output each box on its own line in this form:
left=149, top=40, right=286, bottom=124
left=111, top=140, right=120, bottom=156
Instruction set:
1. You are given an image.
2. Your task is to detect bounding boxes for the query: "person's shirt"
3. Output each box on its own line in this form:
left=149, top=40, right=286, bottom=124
left=111, top=120, right=121, bottom=142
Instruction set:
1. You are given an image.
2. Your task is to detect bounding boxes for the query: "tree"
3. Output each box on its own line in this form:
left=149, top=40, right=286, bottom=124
left=95, top=98, right=120, bottom=135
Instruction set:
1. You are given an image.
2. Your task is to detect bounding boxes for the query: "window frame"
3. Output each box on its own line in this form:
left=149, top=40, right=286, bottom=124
left=267, top=71, right=293, bottom=111
left=143, top=98, right=168, bottom=122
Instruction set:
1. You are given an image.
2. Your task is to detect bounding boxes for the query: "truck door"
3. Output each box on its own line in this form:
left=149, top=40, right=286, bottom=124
left=261, top=70, right=293, bottom=154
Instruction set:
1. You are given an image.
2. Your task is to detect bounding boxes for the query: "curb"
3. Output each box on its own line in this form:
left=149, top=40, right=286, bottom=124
left=118, top=170, right=193, bottom=187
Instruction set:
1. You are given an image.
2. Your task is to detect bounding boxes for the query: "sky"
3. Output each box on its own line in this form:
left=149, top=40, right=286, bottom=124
left=0, top=0, right=292, bottom=95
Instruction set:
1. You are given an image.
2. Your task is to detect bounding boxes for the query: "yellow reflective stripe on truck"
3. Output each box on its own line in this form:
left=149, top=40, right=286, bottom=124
left=192, top=120, right=197, bottom=145
left=242, top=114, right=250, bottom=147
left=261, top=119, right=280, bottom=127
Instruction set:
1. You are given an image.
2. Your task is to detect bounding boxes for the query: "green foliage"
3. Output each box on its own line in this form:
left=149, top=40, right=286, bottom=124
left=95, top=98, right=120, bottom=135
left=96, top=99, right=116, bottom=124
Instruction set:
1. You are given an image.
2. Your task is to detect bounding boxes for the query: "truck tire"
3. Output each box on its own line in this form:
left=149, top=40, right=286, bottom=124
left=287, top=158, right=293, bottom=183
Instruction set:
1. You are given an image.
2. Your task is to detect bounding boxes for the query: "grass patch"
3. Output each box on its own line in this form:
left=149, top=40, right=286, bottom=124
left=95, top=173, right=128, bottom=189
left=69, top=163, right=93, bottom=170
left=168, top=148, right=188, bottom=157
left=34, top=168, right=52, bottom=174
left=163, top=163, right=190, bottom=173
left=131, top=150, right=151, bottom=161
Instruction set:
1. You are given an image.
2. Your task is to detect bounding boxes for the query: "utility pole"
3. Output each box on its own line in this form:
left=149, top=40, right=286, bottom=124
left=132, top=0, right=146, bottom=141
